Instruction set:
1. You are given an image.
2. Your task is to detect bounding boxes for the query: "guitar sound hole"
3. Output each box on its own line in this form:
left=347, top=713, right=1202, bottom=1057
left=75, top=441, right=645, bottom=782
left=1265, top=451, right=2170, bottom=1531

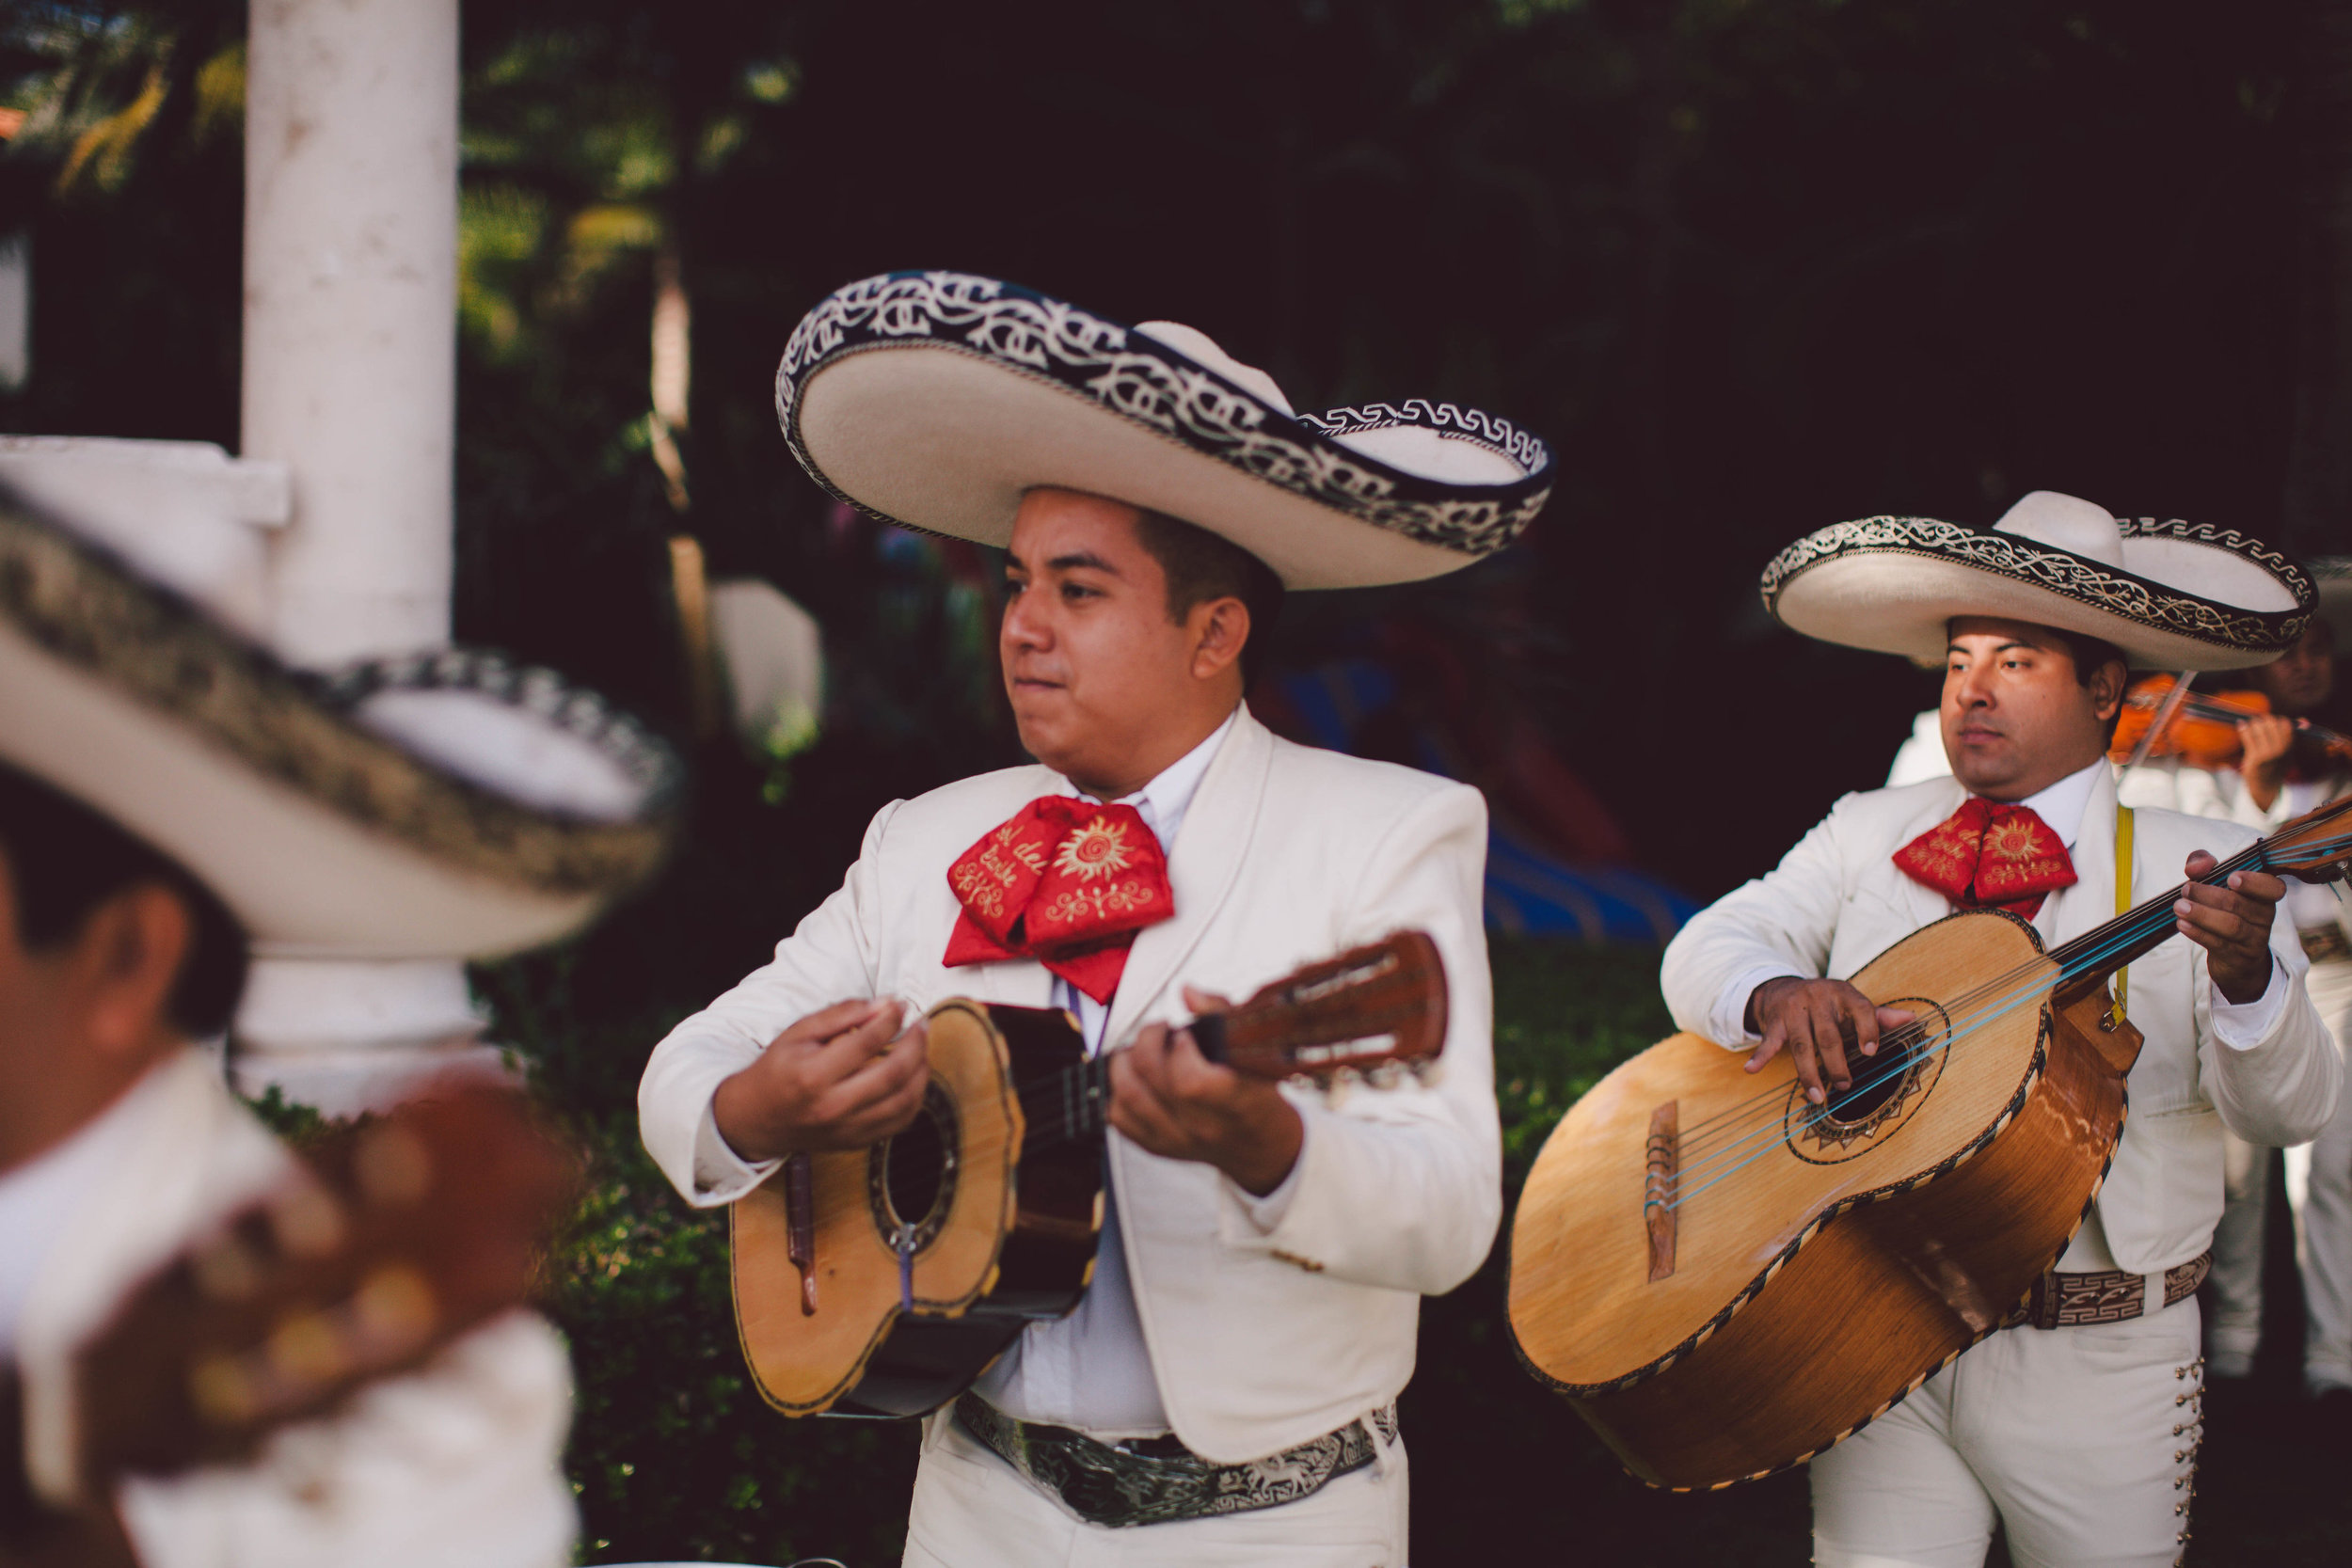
left=868, top=1081, right=959, bottom=1251
left=1822, top=1027, right=1918, bottom=1127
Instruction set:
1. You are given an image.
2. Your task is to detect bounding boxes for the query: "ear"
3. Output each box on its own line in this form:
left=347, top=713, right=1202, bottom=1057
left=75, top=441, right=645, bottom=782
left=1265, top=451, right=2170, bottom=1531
left=1187, top=596, right=1251, bottom=684
left=71, top=884, right=191, bottom=1059
left=2090, top=658, right=2128, bottom=724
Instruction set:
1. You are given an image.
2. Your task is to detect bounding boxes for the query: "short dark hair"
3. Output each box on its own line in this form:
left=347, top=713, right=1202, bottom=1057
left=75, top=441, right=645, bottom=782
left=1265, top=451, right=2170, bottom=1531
left=2048, top=630, right=2128, bottom=743
left=1132, top=509, right=1285, bottom=686
left=0, top=763, right=249, bottom=1038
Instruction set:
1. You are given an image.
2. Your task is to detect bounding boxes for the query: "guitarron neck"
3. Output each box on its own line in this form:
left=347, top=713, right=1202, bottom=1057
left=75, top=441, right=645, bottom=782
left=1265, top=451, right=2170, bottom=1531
left=2044, top=829, right=2295, bottom=992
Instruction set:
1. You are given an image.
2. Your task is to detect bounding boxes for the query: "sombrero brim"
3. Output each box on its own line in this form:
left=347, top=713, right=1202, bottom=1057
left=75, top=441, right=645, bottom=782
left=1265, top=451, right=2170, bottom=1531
left=1762, top=515, right=2312, bottom=671
left=774, top=272, right=1552, bottom=590
left=2310, top=560, right=2352, bottom=643
left=0, top=494, right=680, bottom=960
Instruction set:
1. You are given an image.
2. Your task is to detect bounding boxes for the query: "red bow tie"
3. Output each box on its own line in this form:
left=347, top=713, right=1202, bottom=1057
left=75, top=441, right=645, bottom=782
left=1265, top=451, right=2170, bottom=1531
left=942, top=797, right=1177, bottom=1004
left=1893, top=798, right=2077, bottom=919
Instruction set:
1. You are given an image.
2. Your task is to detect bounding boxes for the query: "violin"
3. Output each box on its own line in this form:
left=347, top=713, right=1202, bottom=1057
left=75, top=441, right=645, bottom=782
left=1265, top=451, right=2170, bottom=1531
left=2108, top=673, right=2352, bottom=772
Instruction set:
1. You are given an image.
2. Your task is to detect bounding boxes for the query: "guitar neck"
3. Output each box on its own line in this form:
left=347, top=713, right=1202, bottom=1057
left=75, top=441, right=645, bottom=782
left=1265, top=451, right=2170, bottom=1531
left=2044, top=800, right=2351, bottom=993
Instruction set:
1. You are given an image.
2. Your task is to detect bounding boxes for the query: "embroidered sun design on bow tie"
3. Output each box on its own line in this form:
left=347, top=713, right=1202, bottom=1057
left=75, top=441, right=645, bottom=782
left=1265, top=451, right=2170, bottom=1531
left=1054, top=815, right=1136, bottom=882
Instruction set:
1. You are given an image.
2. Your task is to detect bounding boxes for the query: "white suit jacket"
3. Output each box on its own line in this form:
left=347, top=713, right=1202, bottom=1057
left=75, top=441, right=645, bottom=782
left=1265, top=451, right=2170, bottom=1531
left=10, top=1051, right=576, bottom=1568
left=1660, top=767, right=2341, bottom=1275
left=638, top=706, right=1501, bottom=1464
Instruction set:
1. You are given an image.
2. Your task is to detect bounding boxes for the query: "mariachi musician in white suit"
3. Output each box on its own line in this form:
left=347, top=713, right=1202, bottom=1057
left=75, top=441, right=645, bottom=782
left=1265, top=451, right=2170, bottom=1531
left=637, top=272, right=1555, bottom=1566
left=0, top=475, right=679, bottom=1565
left=1661, top=492, right=2341, bottom=1568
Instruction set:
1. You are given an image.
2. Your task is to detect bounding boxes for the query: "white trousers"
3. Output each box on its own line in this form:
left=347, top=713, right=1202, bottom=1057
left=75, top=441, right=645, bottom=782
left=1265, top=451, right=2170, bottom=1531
left=2203, top=955, right=2352, bottom=1391
left=1810, top=1301, right=2202, bottom=1568
left=900, top=1410, right=1409, bottom=1568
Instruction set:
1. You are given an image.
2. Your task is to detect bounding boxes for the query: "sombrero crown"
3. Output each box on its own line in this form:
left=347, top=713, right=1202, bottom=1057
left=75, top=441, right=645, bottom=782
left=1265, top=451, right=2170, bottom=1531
left=1761, top=490, right=2312, bottom=671
left=773, top=270, right=1553, bottom=590
left=0, top=476, right=681, bottom=960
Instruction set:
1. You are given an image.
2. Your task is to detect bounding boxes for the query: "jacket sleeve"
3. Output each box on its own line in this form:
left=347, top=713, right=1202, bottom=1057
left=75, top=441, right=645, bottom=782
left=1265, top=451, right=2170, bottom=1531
left=114, top=1312, right=576, bottom=1568
left=636, top=800, right=899, bottom=1206
left=1660, top=797, right=1856, bottom=1044
left=1216, top=784, right=1502, bottom=1295
left=2197, top=903, right=2343, bottom=1147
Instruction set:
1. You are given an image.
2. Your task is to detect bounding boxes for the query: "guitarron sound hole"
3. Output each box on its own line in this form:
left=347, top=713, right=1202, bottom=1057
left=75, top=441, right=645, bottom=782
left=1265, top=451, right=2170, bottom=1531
left=868, top=1081, right=959, bottom=1250
left=1822, top=1020, right=1918, bottom=1126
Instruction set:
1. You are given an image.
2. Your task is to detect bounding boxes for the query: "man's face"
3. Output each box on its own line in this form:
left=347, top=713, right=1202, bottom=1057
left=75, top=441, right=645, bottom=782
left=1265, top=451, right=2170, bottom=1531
left=2252, top=620, right=2337, bottom=717
left=1940, top=617, right=2124, bottom=800
left=999, top=490, right=1212, bottom=796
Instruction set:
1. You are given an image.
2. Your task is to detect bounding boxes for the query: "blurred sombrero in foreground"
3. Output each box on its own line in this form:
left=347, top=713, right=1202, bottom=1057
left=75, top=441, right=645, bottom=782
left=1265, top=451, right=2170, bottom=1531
left=1761, top=489, right=2312, bottom=672
left=773, top=270, right=1553, bottom=589
left=0, top=479, right=681, bottom=959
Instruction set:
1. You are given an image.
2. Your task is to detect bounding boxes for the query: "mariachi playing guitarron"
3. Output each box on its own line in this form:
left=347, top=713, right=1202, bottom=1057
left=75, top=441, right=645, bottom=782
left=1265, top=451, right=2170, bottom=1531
left=637, top=271, right=1553, bottom=1565
left=1510, top=491, right=2343, bottom=1566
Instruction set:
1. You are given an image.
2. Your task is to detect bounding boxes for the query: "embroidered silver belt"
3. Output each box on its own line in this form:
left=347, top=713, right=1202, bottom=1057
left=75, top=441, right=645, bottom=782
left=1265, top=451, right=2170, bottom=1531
left=2003, top=1250, right=2212, bottom=1331
left=952, top=1392, right=1394, bottom=1528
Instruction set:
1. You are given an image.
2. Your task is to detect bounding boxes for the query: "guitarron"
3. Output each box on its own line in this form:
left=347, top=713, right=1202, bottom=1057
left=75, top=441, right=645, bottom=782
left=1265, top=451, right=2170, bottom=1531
left=1506, top=795, right=2352, bottom=1492
left=731, top=930, right=1448, bottom=1418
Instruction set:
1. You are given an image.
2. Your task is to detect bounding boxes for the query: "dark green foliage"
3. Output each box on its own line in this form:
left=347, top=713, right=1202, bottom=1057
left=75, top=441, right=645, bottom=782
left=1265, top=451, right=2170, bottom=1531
left=548, top=1116, right=918, bottom=1567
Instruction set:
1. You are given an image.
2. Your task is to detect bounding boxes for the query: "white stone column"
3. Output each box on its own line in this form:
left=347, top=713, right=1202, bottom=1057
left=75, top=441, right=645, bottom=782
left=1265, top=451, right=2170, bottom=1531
left=236, top=0, right=487, bottom=1115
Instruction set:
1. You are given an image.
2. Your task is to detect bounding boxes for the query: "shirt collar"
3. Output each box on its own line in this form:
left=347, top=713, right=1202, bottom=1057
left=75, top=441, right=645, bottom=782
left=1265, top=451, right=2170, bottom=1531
left=2004, top=756, right=2108, bottom=851
left=1071, top=705, right=1240, bottom=853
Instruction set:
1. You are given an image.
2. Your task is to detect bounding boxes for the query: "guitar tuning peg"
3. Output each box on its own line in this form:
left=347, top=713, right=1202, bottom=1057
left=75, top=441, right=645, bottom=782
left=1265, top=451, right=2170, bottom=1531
left=353, top=1124, right=435, bottom=1208
left=1408, top=1059, right=1444, bottom=1088
left=1367, top=1061, right=1405, bottom=1090
left=266, top=1183, right=348, bottom=1260
left=192, top=1235, right=263, bottom=1303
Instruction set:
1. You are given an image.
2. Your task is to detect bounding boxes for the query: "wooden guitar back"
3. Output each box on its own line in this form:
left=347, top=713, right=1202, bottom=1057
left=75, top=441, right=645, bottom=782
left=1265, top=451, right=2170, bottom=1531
left=1508, top=910, right=2132, bottom=1488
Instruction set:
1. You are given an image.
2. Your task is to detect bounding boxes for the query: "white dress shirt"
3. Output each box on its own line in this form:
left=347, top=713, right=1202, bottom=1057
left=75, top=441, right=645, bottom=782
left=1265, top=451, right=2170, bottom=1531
left=1708, top=757, right=2288, bottom=1052
left=973, top=705, right=1305, bottom=1438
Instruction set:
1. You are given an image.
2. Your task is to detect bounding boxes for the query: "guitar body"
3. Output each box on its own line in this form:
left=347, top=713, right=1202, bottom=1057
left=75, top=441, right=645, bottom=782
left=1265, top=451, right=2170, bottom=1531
left=730, top=931, right=1451, bottom=1419
left=732, top=1001, right=1105, bottom=1418
left=1507, top=909, right=2143, bottom=1490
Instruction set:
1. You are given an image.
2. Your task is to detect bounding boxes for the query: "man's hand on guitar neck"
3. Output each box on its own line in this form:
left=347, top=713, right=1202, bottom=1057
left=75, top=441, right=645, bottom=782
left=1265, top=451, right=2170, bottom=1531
left=2176, top=849, right=2283, bottom=1005
left=713, top=999, right=930, bottom=1163
left=1744, top=978, right=1915, bottom=1106
left=1109, top=987, right=1306, bottom=1197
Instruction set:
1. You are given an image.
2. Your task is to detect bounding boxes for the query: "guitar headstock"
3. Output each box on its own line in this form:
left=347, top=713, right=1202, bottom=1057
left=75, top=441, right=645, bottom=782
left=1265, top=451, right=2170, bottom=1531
left=52, top=1079, right=579, bottom=1504
left=2263, top=793, right=2352, bottom=884
left=1192, top=930, right=1449, bottom=1085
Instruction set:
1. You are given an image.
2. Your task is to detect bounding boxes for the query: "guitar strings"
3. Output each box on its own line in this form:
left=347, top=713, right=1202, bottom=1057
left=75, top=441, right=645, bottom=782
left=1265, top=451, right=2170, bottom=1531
left=1669, top=823, right=2338, bottom=1159
left=1653, top=827, right=2352, bottom=1210
left=1661, top=828, right=2352, bottom=1207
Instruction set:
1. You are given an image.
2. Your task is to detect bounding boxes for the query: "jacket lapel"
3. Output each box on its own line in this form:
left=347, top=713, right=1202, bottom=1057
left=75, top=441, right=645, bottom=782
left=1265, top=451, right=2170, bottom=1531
left=1101, top=707, right=1274, bottom=1048
left=2042, top=766, right=2120, bottom=948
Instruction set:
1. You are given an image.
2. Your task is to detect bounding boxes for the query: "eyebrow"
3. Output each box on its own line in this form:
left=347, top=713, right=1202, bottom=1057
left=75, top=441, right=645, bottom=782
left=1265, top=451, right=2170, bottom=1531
left=1947, top=641, right=2042, bottom=656
left=1005, top=550, right=1123, bottom=577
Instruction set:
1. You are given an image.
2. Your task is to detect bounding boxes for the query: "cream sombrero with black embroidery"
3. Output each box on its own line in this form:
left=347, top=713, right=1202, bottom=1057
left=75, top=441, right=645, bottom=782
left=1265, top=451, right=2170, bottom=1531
left=1762, top=490, right=2312, bottom=671
left=0, top=480, right=680, bottom=959
left=773, top=270, right=1553, bottom=589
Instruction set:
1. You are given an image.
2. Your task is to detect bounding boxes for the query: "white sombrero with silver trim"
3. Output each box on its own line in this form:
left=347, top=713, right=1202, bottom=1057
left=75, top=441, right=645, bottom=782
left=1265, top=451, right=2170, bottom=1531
left=773, top=271, right=1554, bottom=589
left=1761, top=490, right=2312, bottom=672
left=0, top=478, right=681, bottom=960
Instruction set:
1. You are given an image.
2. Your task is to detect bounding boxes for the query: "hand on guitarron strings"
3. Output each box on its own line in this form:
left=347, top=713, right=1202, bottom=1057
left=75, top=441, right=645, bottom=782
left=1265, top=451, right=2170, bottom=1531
left=1743, top=977, right=1916, bottom=1106
left=712, top=998, right=930, bottom=1164
left=2176, top=848, right=2281, bottom=1005
left=1110, top=986, right=1306, bottom=1198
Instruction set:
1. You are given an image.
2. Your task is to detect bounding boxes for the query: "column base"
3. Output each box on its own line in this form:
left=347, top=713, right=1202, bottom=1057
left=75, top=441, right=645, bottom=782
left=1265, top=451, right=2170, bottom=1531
left=231, top=956, right=511, bottom=1117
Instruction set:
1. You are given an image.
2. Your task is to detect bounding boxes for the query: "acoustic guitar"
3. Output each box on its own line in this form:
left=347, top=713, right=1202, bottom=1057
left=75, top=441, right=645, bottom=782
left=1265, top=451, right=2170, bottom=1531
left=1507, top=795, right=2352, bottom=1492
left=730, top=930, right=1448, bottom=1418
left=2, top=1079, right=579, bottom=1550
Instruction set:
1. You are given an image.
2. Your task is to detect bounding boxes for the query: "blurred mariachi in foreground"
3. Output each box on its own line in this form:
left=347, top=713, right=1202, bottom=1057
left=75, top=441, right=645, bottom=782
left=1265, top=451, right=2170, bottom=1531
left=0, top=474, right=680, bottom=1567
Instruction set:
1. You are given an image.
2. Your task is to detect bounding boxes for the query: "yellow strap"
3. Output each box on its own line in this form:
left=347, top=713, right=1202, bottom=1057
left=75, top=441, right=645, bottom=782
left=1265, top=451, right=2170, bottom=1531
left=2111, top=805, right=2135, bottom=1025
